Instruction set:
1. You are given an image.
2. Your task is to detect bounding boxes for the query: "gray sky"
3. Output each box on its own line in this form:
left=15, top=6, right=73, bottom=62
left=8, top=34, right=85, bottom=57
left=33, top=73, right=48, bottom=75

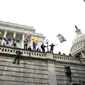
left=0, top=0, right=85, bottom=54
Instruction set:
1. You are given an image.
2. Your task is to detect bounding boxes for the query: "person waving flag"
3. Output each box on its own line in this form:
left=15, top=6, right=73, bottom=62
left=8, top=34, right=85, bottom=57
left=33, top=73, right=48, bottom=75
left=24, top=34, right=30, bottom=50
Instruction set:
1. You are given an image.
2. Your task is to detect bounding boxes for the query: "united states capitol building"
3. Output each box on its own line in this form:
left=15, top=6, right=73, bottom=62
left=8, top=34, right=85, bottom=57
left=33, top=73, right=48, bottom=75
left=0, top=20, right=85, bottom=85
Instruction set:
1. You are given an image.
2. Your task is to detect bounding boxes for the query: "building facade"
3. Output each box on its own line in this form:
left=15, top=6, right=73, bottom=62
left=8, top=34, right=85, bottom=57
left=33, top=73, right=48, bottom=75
left=0, top=21, right=85, bottom=85
left=0, top=20, right=45, bottom=49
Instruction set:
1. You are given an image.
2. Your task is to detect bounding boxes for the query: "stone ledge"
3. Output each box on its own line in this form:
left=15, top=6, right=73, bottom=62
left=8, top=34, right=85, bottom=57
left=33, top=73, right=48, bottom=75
left=0, top=46, right=85, bottom=65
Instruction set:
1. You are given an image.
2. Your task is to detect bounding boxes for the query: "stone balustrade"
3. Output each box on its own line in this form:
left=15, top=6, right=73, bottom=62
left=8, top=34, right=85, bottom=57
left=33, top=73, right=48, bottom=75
left=0, top=46, right=85, bottom=64
left=0, top=46, right=85, bottom=85
left=53, top=54, right=85, bottom=64
left=0, top=46, right=46, bottom=59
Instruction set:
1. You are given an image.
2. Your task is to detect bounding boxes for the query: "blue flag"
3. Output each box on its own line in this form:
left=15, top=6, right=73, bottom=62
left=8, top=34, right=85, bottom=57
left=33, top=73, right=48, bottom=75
left=3, top=37, right=9, bottom=44
left=76, top=52, right=81, bottom=57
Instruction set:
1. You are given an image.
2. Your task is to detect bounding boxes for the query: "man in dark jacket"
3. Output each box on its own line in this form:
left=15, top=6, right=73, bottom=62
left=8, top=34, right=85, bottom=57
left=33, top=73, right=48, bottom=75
left=28, top=46, right=32, bottom=51
left=13, top=50, right=22, bottom=65
left=33, top=41, right=38, bottom=51
left=65, top=66, right=72, bottom=82
left=24, top=40, right=28, bottom=50
left=13, top=37, right=16, bottom=47
left=49, top=43, right=55, bottom=52
left=41, top=43, right=46, bottom=52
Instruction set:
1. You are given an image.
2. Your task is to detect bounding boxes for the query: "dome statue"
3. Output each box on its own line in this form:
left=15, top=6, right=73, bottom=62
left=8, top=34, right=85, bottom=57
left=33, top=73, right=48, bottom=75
left=70, top=25, right=85, bottom=58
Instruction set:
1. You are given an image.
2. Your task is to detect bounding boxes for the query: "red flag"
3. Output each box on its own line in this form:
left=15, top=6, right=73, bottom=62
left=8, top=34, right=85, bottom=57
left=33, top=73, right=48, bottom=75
left=24, top=34, right=30, bottom=41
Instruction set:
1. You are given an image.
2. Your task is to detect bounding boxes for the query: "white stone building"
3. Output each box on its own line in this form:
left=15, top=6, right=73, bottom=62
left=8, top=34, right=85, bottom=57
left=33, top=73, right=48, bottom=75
left=0, top=20, right=45, bottom=49
left=0, top=21, right=85, bottom=85
left=70, top=26, right=85, bottom=58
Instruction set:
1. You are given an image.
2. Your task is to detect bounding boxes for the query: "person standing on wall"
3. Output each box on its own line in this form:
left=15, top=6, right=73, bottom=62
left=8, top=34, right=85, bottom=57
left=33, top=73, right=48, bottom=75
left=49, top=43, right=55, bottom=53
left=24, top=34, right=30, bottom=50
left=13, top=37, right=16, bottom=47
left=41, top=43, right=47, bottom=52
left=24, top=40, right=28, bottom=50
left=33, top=41, right=38, bottom=51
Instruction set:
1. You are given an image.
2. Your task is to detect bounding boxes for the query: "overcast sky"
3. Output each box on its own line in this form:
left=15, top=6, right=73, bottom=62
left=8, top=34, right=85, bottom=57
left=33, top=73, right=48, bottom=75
left=0, top=0, right=85, bottom=54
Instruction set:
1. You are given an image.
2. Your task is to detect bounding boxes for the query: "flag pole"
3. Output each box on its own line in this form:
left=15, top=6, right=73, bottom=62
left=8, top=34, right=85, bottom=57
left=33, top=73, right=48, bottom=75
left=55, top=42, right=61, bottom=46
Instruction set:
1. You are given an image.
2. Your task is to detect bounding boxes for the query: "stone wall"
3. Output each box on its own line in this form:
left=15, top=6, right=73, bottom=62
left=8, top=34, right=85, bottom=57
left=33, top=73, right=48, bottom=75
left=0, top=46, right=85, bottom=85
left=0, top=56, right=49, bottom=85
left=55, top=62, right=85, bottom=85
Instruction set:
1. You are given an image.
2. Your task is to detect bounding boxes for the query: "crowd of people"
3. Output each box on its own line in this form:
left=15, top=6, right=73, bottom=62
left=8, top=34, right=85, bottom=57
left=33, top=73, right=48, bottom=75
left=1, top=33, right=67, bottom=65
left=2, top=37, right=57, bottom=64
left=9, top=37, right=56, bottom=53
left=12, top=41, right=56, bottom=65
left=1, top=37, right=56, bottom=53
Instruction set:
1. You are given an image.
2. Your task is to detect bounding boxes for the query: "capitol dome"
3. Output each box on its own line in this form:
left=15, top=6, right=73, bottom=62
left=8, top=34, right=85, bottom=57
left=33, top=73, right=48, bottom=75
left=70, top=25, right=85, bottom=56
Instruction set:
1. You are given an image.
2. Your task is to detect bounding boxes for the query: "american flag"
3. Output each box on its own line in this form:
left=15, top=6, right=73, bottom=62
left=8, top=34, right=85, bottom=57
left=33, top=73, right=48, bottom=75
left=24, top=34, right=30, bottom=41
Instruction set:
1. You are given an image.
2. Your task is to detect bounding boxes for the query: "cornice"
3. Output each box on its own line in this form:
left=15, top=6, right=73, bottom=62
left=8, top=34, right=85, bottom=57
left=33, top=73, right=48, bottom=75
left=0, top=20, right=35, bottom=32
left=32, top=33, right=45, bottom=39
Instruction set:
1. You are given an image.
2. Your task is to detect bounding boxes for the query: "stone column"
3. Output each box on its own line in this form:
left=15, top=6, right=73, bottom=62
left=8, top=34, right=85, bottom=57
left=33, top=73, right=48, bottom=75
left=21, top=34, right=25, bottom=48
left=1, top=31, right=7, bottom=45
left=47, top=53, right=58, bottom=85
left=13, top=32, right=16, bottom=38
left=3, top=31, right=7, bottom=38
left=48, top=61, right=57, bottom=85
left=11, top=32, right=16, bottom=47
left=81, top=51, right=85, bottom=58
left=29, top=39, right=33, bottom=48
left=28, top=35, right=33, bottom=49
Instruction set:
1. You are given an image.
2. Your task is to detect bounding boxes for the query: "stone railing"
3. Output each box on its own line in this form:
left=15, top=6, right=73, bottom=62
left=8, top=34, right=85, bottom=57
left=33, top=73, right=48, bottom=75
left=0, top=46, right=85, bottom=64
left=53, top=53, right=85, bottom=64
left=0, top=46, right=46, bottom=59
